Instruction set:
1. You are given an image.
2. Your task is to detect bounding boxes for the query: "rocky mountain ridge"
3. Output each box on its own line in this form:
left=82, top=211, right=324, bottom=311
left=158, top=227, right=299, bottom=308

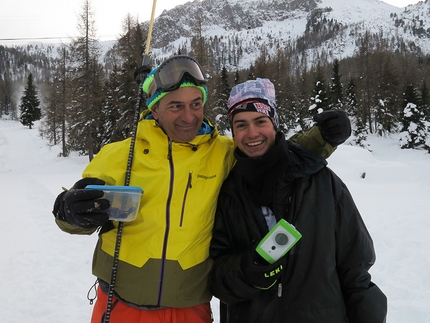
left=145, top=0, right=430, bottom=69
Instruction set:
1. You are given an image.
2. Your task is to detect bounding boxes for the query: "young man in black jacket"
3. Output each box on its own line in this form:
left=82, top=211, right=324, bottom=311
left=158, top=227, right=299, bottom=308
left=209, top=78, right=387, bottom=323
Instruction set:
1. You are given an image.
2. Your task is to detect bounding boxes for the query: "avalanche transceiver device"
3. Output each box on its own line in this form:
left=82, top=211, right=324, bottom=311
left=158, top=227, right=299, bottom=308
left=256, top=219, right=302, bottom=264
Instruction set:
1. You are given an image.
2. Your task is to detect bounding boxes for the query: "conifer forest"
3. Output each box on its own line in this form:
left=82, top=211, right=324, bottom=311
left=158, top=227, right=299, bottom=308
left=1, top=0, right=430, bottom=158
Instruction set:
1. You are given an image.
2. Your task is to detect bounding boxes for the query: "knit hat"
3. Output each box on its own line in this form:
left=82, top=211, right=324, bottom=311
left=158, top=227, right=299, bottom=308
left=227, top=78, right=279, bottom=129
left=142, top=64, right=208, bottom=110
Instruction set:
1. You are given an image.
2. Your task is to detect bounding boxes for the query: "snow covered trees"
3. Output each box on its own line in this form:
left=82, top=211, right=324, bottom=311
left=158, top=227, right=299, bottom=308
left=210, top=66, right=231, bottom=135
left=399, top=83, right=430, bottom=151
left=19, top=73, right=41, bottom=129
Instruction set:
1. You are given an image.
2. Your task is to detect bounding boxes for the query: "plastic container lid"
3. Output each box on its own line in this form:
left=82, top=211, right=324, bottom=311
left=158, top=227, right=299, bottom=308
left=86, top=185, right=143, bottom=193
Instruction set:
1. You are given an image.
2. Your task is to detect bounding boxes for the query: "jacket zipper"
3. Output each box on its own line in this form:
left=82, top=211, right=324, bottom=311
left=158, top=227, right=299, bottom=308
left=180, top=172, right=192, bottom=227
left=157, top=139, right=174, bottom=306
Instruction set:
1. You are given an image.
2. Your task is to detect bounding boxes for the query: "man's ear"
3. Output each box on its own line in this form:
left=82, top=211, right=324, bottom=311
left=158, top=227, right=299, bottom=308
left=151, top=105, right=159, bottom=120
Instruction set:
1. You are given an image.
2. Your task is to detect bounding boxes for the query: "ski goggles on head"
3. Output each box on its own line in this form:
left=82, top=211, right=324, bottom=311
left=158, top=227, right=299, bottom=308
left=147, top=56, right=207, bottom=97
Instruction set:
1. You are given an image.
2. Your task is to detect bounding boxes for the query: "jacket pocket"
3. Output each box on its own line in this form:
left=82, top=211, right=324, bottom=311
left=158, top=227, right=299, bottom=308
left=179, top=172, right=192, bottom=227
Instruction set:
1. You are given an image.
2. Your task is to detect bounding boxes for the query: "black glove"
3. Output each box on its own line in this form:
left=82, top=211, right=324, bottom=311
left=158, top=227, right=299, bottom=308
left=53, top=178, right=110, bottom=229
left=313, top=110, right=351, bottom=146
left=241, top=250, right=285, bottom=290
left=134, top=65, right=152, bottom=84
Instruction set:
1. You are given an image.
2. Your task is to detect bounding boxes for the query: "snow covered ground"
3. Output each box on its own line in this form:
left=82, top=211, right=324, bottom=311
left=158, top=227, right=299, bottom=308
left=0, top=118, right=429, bottom=322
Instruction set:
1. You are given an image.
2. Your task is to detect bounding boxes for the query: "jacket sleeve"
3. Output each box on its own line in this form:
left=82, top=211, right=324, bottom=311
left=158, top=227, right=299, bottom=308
left=209, top=193, right=262, bottom=305
left=288, top=125, right=336, bottom=159
left=334, top=180, right=387, bottom=323
left=55, top=219, right=98, bottom=235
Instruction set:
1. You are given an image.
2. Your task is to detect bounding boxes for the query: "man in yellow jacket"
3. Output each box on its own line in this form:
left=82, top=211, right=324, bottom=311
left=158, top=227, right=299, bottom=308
left=52, top=55, right=351, bottom=323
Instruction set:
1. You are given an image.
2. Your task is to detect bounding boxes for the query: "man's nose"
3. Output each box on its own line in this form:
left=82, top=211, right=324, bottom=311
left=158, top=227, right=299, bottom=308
left=247, top=124, right=259, bottom=137
left=181, top=106, right=196, bottom=122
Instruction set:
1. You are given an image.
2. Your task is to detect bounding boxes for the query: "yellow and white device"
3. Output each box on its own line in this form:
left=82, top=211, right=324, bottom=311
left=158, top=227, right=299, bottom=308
left=256, top=219, right=302, bottom=264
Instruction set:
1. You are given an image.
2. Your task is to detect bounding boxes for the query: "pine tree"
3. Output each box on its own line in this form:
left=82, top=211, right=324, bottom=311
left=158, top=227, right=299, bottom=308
left=399, top=84, right=429, bottom=150
left=106, top=14, right=145, bottom=142
left=254, top=45, right=269, bottom=78
left=247, top=65, right=256, bottom=80
left=347, top=78, right=367, bottom=148
left=280, top=77, right=302, bottom=133
left=374, top=54, right=400, bottom=136
left=41, top=79, right=59, bottom=142
left=68, top=0, right=104, bottom=160
left=100, top=62, right=124, bottom=144
left=329, top=59, right=343, bottom=109
left=190, top=8, right=212, bottom=73
left=205, top=66, right=231, bottom=135
left=419, top=80, right=430, bottom=123
left=233, top=70, right=240, bottom=86
left=399, top=102, right=428, bottom=150
left=216, top=66, right=231, bottom=134
left=309, top=63, right=329, bottom=115
left=0, top=77, right=14, bottom=118
left=420, top=80, right=430, bottom=146
left=19, top=73, right=41, bottom=129
left=291, top=65, right=312, bottom=132
left=401, top=84, right=420, bottom=133
left=357, top=31, right=374, bottom=133
left=40, top=46, right=70, bottom=156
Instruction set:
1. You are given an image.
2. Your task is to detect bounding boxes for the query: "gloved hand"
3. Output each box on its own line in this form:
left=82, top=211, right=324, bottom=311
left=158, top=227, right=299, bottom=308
left=134, top=65, right=152, bottom=84
left=52, top=178, right=110, bottom=229
left=313, top=110, right=351, bottom=146
left=241, top=250, right=285, bottom=290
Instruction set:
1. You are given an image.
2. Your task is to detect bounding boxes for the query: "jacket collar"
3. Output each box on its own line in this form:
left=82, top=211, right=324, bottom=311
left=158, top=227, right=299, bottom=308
left=231, top=132, right=327, bottom=205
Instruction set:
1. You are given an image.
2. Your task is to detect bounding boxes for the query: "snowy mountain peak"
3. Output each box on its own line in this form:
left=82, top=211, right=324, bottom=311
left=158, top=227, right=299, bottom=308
left=145, top=0, right=428, bottom=70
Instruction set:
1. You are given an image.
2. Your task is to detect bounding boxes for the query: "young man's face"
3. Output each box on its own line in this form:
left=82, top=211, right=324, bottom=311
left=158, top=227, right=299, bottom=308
left=152, top=87, right=204, bottom=143
left=232, top=111, right=276, bottom=158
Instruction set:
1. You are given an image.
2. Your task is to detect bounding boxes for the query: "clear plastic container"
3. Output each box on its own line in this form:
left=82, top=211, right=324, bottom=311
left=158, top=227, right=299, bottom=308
left=86, top=185, right=143, bottom=222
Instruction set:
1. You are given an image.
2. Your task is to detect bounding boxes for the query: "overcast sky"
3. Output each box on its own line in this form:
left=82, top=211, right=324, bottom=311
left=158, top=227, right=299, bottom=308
left=0, top=0, right=423, bottom=45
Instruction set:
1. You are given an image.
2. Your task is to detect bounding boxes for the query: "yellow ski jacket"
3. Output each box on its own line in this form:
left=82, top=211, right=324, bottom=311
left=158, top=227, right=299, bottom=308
left=85, top=117, right=233, bottom=307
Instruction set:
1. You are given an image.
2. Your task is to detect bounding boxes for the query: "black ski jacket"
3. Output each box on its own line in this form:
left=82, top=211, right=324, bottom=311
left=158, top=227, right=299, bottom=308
left=209, top=136, right=387, bottom=323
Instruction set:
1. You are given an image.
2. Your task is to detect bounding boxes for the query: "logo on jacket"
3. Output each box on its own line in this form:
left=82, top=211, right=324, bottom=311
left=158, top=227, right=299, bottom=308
left=197, top=174, right=217, bottom=180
